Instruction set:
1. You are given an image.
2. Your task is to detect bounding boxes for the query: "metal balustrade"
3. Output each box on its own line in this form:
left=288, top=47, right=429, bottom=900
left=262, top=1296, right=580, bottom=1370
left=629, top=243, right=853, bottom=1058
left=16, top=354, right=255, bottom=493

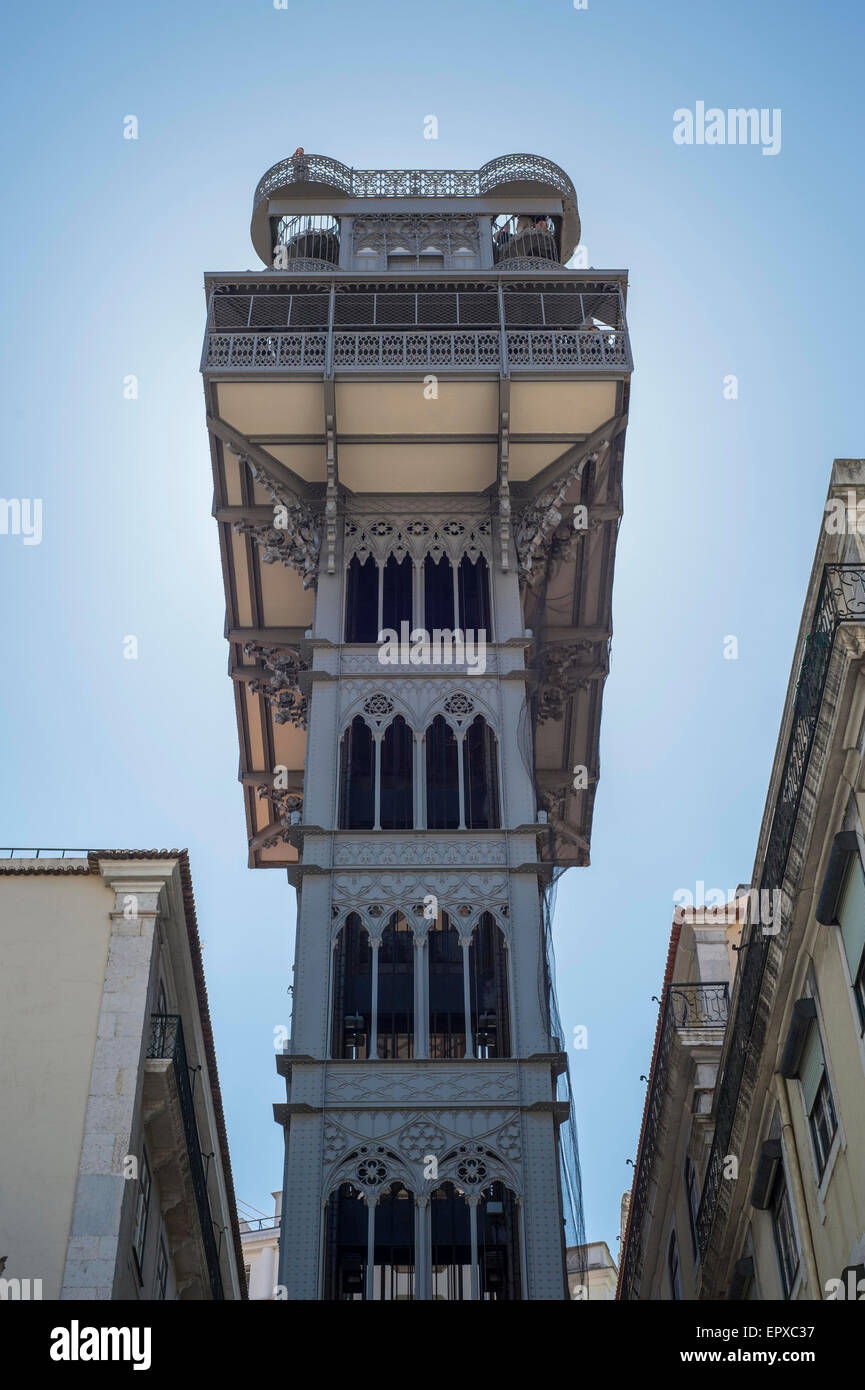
left=619, top=983, right=730, bottom=1302
left=203, top=327, right=630, bottom=372
left=147, top=1013, right=224, bottom=1300
left=203, top=283, right=630, bottom=374
left=253, top=152, right=579, bottom=215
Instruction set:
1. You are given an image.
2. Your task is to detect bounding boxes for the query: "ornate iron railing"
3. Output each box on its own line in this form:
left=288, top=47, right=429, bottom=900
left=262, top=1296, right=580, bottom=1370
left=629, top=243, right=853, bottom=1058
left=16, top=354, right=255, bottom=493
left=619, top=982, right=730, bottom=1301
left=253, top=152, right=578, bottom=215
left=147, top=1013, right=224, bottom=1299
left=695, top=563, right=865, bottom=1263
left=203, top=327, right=630, bottom=374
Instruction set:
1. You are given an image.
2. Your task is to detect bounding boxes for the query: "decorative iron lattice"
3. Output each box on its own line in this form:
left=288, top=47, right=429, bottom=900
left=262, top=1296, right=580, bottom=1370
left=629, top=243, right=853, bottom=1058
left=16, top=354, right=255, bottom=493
left=619, top=984, right=730, bottom=1302
left=204, top=328, right=630, bottom=373
left=693, top=563, right=865, bottom=1267
left=253, top=152, right=578, bottom=217
left=147, top=1014, right=224, bottom=1299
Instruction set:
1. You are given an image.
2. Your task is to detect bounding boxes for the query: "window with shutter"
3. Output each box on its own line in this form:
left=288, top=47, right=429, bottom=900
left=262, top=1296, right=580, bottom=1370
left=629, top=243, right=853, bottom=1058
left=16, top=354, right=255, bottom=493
left=838, top=854, right=865, bottom=983
left=799, top=1021, right=825, bottom=1114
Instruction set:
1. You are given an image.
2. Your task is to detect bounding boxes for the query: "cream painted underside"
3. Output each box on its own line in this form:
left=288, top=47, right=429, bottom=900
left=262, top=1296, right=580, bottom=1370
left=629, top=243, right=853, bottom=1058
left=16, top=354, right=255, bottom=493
left=509, top=380, right=617, bottom=436
left=335, top=380, right=499, bottom=435
left=338, top=443, right=498, bottom=492
left=216, top=381, right=324, bottom=435
left=265, top=444, right=327, bottom=483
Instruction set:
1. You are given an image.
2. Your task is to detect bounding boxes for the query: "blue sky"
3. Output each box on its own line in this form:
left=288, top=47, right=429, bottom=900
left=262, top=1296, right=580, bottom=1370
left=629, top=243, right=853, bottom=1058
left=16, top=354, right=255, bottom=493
left=1, top=0, right=862, bottom=1254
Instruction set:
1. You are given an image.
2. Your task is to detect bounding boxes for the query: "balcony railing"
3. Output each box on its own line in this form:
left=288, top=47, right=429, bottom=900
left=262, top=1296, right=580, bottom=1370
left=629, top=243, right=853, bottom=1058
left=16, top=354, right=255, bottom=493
left=695, top=563, right=865, bottom=1263
left=619, top=982, right=730, bottom=1302
left=253, top=152, right=578, bottom=215
left=203, top=327, right=630, bottom=373
left=493, top=216, right=560, bottom=267
left=203, top=284, right=630, bottom=375
left=147, top=1013, right=224, bottom=1300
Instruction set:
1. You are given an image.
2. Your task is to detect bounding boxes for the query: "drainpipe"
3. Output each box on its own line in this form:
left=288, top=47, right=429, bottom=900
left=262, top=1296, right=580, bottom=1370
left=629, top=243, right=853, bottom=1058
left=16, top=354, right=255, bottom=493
left=774, top=1072, right=821, bottom=1298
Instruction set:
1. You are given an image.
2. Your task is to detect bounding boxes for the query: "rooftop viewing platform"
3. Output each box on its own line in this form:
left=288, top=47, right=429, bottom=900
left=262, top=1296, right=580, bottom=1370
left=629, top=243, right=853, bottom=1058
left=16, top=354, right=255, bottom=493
left=249, top=150, right=582, bottom=268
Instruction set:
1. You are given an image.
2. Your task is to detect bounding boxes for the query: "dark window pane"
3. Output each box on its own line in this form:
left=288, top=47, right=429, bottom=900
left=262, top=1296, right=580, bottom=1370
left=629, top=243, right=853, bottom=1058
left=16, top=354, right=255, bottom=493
left=458, top=554, right=491, bottom=637
left=469, top=914, right=510, bottom=1057
left=463, top=717, right=500, bottom=830
left=382, top=554, right=412, bottom=632
left=380, top=716, right=413, bottom=830
left=428, top=913, right=465, bottom=1059
left=377, top=915, right=414, bottom=1058
left=345, top=555, right=379, bottom=642
left=339, top=717, right=375, bottom=829
left=426, top=715, right=459, bottom=829
left=424, top=554, right=455, bottom=631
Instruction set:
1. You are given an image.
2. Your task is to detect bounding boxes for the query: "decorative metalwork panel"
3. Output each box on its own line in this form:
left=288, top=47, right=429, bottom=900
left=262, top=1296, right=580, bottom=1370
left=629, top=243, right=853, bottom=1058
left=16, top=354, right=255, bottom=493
left=253, top=152, right=578, bottom=214
left=694, top=564, right=865, bottom=1265
left=352, top=214, right=480, bottom=257
left=333, top=330, right=500, bottom=369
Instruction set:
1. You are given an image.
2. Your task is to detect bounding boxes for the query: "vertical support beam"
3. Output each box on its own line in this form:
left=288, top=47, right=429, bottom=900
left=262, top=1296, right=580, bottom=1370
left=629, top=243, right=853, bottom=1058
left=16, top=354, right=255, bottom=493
left=373, top=732, right=382, bottom=832
left=369, top=939, right=380, bottom=1059
left=460, top=936, right=473, bottom=1059
left=469, top=1197, right=480, bottom=1300
left=517, top=1196, right=529, bottom=1300
left=415, top=560, right=425, bottom=630
left=452, top=557, right=460, bottom=631
left=413, top=731, right=424, bottom=829
left=456, top=734, right=466, bottom=831
left=414, top=1194, right=430, bottom=1300
left=413, top=933, right=428, bottom=1058
left=365, top=1198, right=376, bottom=1301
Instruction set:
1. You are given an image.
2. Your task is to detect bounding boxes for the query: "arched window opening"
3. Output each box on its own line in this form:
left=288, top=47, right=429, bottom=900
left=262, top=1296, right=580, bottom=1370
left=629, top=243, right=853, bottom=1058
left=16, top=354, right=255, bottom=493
left=478, top=1183, right=521, bottom=1300
left=426, top=715, right=460, bottom=829
left=424, top=553, right=455, bottom=630
left=458, top=554, right=491, bottom=636
left=428, top=913, right=465, bottom=1059
left=345, top=554, right=379, bottom=642
left=377, top=914, right=414, bottom=1058
left=331, top=914, right=371, bottom=1059
left=383, top=554, right=412, bottom=632
left=338, top=716, right=375, bottom=829
left=372, top=1183, right=415, bottom=1300
left=463, top=716, right=500, bottom=830
left=430, top=1183, right=472, bottom=1300
left=323, top=1183, right=368, bottom=1300
left=380, top=715, right=413, bottom=830
left=469, top=914, right=511, bottom=1058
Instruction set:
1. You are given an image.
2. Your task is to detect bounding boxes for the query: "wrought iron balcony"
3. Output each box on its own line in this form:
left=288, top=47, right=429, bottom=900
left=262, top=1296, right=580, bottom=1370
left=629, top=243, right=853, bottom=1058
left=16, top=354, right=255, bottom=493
left=695, top=563, right=865, bottom=1264
left=202, top=280, right=631, bottom=375
left=147, top=1013, right=224, bottom=1300
left=273, top=214, right=340, bottom=270
left=253, top=152, right=579, bottom=216
left=619, top=982, right=729, bottom=1302
left=493, top=215, right=561, bottom=268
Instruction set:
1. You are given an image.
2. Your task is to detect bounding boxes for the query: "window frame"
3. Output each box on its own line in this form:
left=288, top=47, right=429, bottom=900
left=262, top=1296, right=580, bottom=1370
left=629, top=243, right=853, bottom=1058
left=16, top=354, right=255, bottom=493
left=770, top=1170, right=799, bottom=1299
left=132, top=1147, right=152, bottom=1278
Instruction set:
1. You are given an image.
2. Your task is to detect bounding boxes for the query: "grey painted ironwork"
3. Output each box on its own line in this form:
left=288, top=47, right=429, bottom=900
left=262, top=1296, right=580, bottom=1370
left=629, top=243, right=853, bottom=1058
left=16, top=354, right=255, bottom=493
left=147, top=1012, right=224, bottom=1300
left=203, top=328, right=630, bottom=373
left=694, top=563, right=865, bottom=1263
left=253, top=152, right=578, bottom=215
